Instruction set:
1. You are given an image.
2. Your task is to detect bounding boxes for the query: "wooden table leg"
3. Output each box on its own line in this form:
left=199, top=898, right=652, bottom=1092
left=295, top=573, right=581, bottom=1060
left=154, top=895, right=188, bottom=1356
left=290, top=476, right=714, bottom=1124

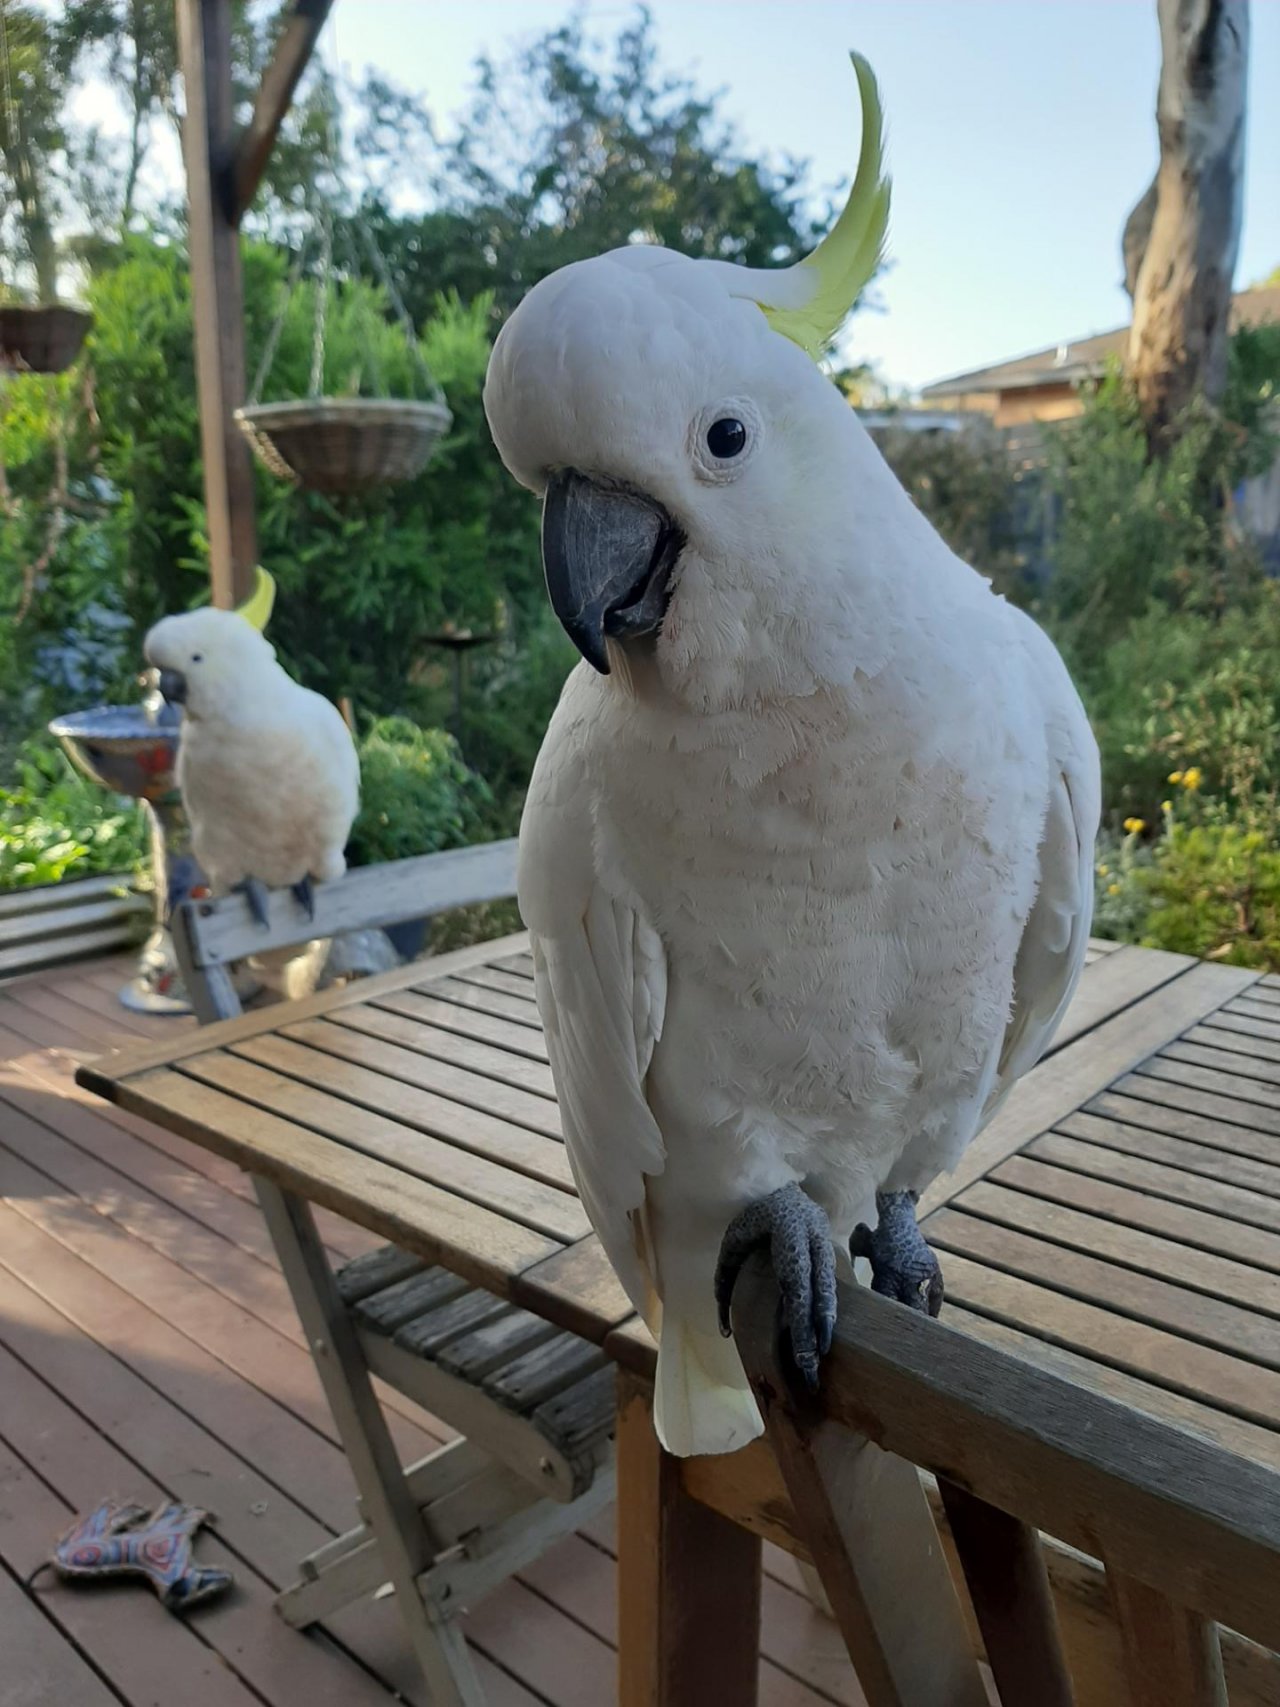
left=939, top=1478, right=1074, bottom=1707
left=1108, top=1569, right=1228, bottom=1707
left=254, top=1177, right=485, bottom=1707
left=616, top=1373, right=762, bottom=1707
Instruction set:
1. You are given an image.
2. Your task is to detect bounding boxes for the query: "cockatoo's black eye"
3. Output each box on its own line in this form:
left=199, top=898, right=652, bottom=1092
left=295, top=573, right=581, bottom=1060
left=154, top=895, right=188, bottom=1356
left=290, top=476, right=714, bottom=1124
left=706, top=417, right=747, bottom=459
left=190, top=653, right=203, bottom=664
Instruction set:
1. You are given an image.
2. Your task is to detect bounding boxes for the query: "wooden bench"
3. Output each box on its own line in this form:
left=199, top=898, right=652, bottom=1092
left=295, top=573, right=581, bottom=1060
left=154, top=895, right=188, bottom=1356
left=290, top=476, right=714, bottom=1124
left=171, top=842, right=617, bottom=1706
left=0, top=872, right=149, bottom=983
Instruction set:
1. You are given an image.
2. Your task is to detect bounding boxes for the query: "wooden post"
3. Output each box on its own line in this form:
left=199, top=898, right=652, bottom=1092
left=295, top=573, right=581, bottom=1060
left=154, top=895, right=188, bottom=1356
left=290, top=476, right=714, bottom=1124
left=616, top=1373, right=762, bottom=1707
left=938, top=1477, right=1074, bottom=1707
left=176, top=0, right=258, bottom=608
left=1109, top=1570, right=1228, bottom=1707
left=230, top=0, right=335, bottom=224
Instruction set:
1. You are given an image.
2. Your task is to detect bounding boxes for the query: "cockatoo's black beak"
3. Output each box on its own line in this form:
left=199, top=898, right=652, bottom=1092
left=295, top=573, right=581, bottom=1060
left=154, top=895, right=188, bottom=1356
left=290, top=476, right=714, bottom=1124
left=157, top=668, right=187, bottom=706
left=541, top=469, right=682, bottom=674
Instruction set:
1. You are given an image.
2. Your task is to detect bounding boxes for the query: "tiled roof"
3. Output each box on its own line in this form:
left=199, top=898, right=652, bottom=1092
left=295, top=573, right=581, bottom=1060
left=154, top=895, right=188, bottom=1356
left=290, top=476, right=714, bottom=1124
left=920, top=284, right=1280, bottom=398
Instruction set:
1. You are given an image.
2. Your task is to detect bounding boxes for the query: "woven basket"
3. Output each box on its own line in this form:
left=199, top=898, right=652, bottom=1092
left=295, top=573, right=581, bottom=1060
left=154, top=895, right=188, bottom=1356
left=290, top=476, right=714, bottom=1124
left=235, top=398, right=452, bottom=494
left=0, top=304, right=92, bottom=374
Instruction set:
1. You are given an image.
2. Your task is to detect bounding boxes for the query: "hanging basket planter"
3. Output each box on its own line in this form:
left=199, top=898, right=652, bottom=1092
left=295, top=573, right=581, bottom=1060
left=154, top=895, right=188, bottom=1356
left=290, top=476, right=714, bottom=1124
left=235, top=396, right=452, bottom=495
left=0, top=303, right=92, bottom=374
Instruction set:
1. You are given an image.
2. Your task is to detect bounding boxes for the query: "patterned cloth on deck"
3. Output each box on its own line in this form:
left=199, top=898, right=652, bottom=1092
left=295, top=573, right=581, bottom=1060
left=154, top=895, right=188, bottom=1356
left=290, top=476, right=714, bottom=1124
left=52, top=1499, right=233, bottom=1610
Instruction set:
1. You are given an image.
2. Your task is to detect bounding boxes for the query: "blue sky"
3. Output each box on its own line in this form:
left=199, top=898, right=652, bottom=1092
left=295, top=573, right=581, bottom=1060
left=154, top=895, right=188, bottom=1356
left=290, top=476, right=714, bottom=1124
left=331, top=0, right=1280, bottom=392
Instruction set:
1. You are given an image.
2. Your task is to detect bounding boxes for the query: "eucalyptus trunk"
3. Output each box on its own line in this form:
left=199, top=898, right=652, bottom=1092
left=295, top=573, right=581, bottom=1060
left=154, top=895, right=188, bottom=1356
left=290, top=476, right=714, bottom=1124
left=1125, top=0, right=1249, bottom=443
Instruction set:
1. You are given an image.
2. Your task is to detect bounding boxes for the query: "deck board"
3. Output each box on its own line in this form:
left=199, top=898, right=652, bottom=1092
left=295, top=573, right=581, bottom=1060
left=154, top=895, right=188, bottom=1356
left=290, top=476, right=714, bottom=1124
left=0, top=956, right=853, bottom=1707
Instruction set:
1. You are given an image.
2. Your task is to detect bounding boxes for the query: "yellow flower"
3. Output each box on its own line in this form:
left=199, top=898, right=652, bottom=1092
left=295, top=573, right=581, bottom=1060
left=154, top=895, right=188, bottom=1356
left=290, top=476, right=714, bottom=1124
left=1167, top=770, right=1184, bottom=784
left=1097, top=862, right=1110, bottom=876
left=1107, top=883, right=1121, bottom=897
left=1181, top=766, right=1202, bottom=791
left=1122, top=817, right=1146, bottom=835
left=1161, top=799, right=1173, bottom=814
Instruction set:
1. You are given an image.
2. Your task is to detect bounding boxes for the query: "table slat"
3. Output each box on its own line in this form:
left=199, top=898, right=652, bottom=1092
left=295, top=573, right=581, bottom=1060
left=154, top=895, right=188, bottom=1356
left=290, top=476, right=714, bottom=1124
left=280, top=1017, right=563, bottom=1139
left=328, top=1003, right=557, bottom=1098
left=175, top=1049, right=589, bottom=1243
left=930, top=1207, right=1280, bottom=1379
left=372, top=989, right=550, bottom=1062
left=232, top=1031, right=574, bottom=1190
left=104, top=1067, right=561, bottom=1293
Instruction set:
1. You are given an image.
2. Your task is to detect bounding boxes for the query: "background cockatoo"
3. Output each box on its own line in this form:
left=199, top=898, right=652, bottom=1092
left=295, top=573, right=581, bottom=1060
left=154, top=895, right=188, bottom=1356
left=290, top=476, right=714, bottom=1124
left=144, top=607, right=359, bottom=921
left=484, top=55, right=1100, bottom=1458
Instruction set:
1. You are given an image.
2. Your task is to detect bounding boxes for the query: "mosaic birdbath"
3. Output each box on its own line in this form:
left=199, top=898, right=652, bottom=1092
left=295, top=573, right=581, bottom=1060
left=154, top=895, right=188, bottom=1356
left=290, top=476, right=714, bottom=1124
left=47, top=693, right=252, bottom=1014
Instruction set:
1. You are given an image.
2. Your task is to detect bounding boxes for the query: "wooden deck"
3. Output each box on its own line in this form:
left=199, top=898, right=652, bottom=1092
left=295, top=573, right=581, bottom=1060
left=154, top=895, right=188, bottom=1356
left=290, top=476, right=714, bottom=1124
left=3, top=940, right=1279, bottom=1705
left=0, top=952, right=866, bottom=1707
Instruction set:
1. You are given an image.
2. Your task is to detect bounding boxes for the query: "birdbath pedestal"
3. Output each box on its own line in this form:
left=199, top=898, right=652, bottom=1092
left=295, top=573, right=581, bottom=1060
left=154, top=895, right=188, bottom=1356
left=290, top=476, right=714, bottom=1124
left=48, top=696, right=251, bottom=1014
left=421, top=627, right=497, bottom=735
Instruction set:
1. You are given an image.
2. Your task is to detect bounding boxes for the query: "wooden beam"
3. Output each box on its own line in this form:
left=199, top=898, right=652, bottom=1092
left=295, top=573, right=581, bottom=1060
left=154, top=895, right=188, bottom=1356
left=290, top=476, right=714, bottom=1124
left=731, top=1263, right=1280, bottom=1655
left=676, top=1441, right=1280, bottom=1707
left=616, top=1374, right=761, bottom=1707
left=176, top=0, right=258, bottom=608
left=230, top=0, right=335, bottom=225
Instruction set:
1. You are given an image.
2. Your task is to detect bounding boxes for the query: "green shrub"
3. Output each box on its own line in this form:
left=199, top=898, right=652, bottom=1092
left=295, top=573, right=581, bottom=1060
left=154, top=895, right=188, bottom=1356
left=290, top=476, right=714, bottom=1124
left=348, top=716, right=493, bottom=867
left=455, top=610, right=578, bottom=830
left=1045, top=373, right=1261, bottom=660
left=1092, top=823, right=1156, bottom=945
left=1078, top=591, right=1280, bottom=826
left=875, top=421, right=1032, bottom=600
left=0, top=243, right=543, bottom=747
left=1134, top=820, right=1280, bottom=970
left=0, top=741, right=147, bottom=888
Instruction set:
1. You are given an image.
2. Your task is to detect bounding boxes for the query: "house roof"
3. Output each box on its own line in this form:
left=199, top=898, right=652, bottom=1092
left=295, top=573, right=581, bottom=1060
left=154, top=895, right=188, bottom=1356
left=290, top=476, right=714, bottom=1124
left=920, top=283, right=1280, bottom=399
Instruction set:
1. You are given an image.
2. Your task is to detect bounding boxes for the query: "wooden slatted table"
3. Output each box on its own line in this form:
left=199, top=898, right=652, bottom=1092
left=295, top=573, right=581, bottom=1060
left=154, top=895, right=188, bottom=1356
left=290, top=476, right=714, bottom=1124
left=78, top=935, right=1280, bottom=1705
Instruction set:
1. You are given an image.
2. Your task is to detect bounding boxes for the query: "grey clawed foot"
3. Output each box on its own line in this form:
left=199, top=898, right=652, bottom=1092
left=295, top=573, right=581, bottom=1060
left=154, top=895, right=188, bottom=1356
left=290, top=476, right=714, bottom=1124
left=850, top=1190, right=944, bottom=1318
left=715, top=1183, right=837, bottom=1391
left=290, top=874, right=316, bottom=921
left=234, top=876, right=272, bottom=930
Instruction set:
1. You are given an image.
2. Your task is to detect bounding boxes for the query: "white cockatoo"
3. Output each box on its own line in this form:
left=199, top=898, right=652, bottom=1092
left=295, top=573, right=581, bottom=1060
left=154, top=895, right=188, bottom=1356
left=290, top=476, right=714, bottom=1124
left=484, top=55, right=1100, bottom=1457
left=143, top=607, right=359, bottom=921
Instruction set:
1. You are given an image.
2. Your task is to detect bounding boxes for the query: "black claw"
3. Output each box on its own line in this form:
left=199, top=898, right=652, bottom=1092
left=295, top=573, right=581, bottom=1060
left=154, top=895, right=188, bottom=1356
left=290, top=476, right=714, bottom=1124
left=817, top=1307, right=836, bottom=1360
left=290, top=874, right=316, bottom=921
left=851, top=1190, right=945, bottom=1318
left=235, top=876, right=272, bottom=929
left=715, top=1183, right=838, bottom=1389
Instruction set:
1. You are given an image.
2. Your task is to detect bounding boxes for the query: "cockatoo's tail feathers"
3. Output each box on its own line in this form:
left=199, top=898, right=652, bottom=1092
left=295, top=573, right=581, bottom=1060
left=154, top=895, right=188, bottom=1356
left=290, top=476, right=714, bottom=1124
left=715, top=51, right=890, bottom=360
left=234, top=566, right=275, bottom=633
left=653, top=1318, right=764, bottom=1458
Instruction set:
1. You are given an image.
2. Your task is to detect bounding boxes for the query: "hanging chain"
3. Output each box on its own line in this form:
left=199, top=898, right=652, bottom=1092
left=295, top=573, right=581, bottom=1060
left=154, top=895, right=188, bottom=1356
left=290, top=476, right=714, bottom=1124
left=355, top=217, right=446, bottom=407
left=319, top=17, right=447, bottom=409
left=0, top=0, right=15, bottom=140
left=247, top=230, right=312, bottom=406
left=0, top=0, right=35, bottom=299
left=242, top=12, right=450, bottom=414
left=309, top=201, right=332, bottom=398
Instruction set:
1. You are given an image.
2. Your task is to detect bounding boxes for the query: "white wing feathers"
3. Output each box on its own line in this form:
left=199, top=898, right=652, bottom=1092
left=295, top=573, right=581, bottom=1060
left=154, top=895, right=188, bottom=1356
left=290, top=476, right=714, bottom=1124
left=519, top=676, right=668, bottom=1323
left=990, top=635, right=1102, bottom=1110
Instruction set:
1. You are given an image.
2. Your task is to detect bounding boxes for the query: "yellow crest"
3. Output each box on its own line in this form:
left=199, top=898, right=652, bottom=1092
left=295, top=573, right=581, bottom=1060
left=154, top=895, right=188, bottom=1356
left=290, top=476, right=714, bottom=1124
left=741, top=54, right=890, bottom=360
left=233, top=565, right=276, bottom=632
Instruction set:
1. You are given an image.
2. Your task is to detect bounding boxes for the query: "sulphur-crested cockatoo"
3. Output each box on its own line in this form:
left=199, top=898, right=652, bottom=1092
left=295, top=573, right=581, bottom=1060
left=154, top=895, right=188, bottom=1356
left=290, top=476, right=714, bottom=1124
left=144, top=608, right=359, bottom=921
left=484, top=54, right=1100, bottom=1457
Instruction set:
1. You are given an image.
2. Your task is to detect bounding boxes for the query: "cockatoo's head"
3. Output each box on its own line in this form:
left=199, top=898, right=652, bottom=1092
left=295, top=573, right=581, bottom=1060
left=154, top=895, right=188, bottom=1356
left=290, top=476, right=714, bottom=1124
left=485, top=54, right=912, bottom=711
left=144, top=608, right=279, bottom=722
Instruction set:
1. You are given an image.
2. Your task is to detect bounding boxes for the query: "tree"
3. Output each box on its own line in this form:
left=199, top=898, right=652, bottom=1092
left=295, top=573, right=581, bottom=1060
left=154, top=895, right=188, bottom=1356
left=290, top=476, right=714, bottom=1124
left=1124, top=0, right=1249, bottom=443
left=350, top=10, right=831, bottom=329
